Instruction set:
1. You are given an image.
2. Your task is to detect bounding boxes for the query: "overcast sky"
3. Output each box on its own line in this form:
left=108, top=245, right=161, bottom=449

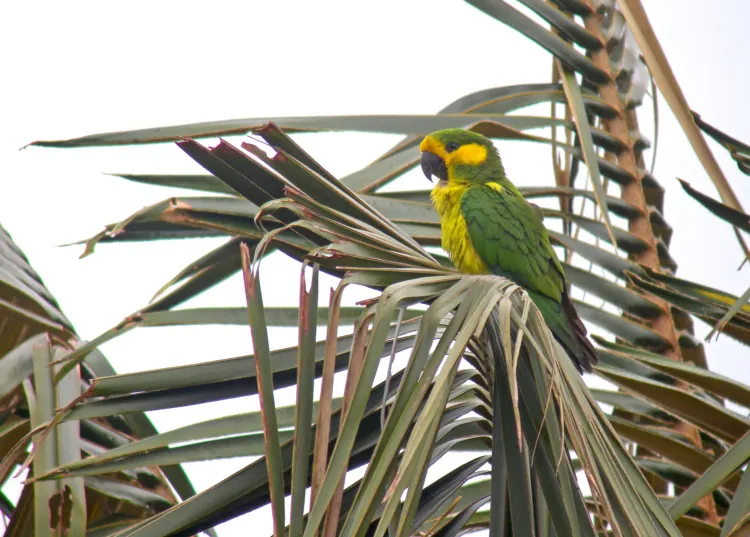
left=2, top=1, right=750, bottom=535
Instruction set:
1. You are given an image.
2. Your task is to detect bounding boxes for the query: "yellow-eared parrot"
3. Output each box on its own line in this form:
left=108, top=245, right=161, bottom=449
left=420, top=128, right=597, bottom=372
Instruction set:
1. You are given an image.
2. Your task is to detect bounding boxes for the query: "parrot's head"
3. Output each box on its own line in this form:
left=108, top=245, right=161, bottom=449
left=419, top=129, right=505, bottom=187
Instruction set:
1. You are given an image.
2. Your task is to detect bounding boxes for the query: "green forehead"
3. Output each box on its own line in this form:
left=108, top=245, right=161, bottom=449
left=430, top=129, right=492, bottom=147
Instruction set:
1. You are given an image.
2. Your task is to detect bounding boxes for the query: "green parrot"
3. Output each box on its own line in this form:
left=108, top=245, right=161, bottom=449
left=419, top=128, right=597, bottom=372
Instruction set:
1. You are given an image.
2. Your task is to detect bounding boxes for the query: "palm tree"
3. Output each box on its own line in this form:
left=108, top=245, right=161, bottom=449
left=3, top=0, right=750, bottom=535
left=0, top=224, right=190, bottom=535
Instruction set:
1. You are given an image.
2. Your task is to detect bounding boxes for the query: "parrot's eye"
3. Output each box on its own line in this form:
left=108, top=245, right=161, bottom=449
left=445, top=142, right=460, bottom=153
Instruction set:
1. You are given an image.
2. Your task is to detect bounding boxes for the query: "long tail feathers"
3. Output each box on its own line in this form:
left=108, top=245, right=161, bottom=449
left=560, top=288, right=598, bottom=372
left=528, top=290, right=598, bottom=373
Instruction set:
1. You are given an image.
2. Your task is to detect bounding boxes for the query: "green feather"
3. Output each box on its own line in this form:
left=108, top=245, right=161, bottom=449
left=460, top=184, right=596, bottom=372
left=424, top=128, right=597, bottom=372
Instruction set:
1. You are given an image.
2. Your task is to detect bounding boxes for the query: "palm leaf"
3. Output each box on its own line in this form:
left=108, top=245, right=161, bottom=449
left=12, top=0, right=750, bottom=533
left=26, top=127, right=696, bottom=537
left=0, top=225, right=200, bottom=535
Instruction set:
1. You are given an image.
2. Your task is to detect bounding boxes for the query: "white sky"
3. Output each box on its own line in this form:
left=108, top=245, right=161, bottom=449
left=2, top=1, right=750, bottom=535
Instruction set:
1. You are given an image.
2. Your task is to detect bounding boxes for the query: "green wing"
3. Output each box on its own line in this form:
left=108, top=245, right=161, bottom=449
left=460, top=184, right=564, bottom=301
left=460, top=184, right=598, bottom=373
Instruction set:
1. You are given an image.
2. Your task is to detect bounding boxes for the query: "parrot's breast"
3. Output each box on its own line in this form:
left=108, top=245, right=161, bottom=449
left=430, top=182, right=488, bottom=274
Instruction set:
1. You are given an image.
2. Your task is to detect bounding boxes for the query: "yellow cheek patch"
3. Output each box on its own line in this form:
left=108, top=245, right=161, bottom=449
left=419, top=137, right=488, bottom=167
left=420, top=136, right=489, bottom=185
left=451, top=143, right=487, bottom=166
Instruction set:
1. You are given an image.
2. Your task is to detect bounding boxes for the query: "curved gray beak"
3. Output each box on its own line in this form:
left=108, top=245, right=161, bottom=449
left=420, top=151, right=447, bottom=183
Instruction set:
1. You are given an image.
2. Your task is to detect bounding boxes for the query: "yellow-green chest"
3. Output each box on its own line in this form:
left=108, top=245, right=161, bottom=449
left=430, top=183, right=489, bottom=274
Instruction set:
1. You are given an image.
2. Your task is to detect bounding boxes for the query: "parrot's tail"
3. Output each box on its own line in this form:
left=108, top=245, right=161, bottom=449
left=560, top=288, right=598, bottom=372
left=528, top=290, right=598, bottom=373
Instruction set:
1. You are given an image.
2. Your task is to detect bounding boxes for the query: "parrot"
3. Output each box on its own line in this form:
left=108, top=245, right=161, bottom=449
left=419, top=128, right=597, bottom=373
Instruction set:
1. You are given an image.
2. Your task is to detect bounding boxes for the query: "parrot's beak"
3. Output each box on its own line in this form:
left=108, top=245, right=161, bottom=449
left=420, top=151, right=447, bottom=183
